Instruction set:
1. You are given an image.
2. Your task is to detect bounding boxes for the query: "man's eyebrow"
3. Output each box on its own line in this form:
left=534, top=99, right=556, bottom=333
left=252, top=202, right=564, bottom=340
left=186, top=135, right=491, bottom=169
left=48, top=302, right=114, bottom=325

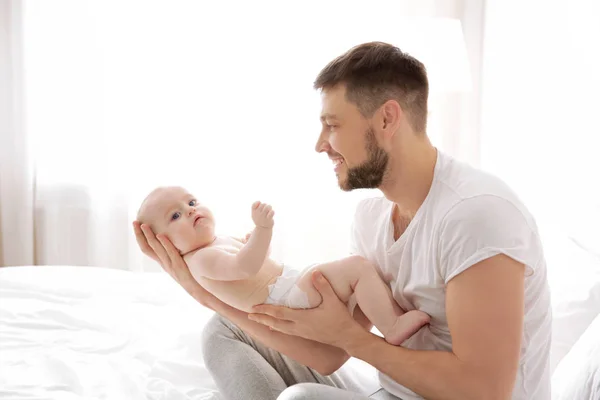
left=320, top=113, right=338, bottom=121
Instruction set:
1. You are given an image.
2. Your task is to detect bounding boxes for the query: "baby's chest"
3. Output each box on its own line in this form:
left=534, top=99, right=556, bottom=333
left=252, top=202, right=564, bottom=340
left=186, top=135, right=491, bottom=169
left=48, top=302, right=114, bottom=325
left=213, top=236, right=243, bottom=253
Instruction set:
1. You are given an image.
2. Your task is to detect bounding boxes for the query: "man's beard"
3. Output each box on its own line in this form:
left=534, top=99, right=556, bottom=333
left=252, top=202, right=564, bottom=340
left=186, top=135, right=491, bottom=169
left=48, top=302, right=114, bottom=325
left=340, top=128, right=389, bottom=191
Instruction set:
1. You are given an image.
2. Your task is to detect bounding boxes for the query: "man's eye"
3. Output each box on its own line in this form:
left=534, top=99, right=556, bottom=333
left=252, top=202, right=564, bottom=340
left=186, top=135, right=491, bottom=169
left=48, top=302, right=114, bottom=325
left=189, top=200, right=196, bottom=206
left=172, top=212, right=181, bottom=221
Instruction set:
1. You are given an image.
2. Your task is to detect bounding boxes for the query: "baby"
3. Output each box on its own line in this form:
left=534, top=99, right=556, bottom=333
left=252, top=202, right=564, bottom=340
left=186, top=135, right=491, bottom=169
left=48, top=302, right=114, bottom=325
left=137, top=186, right=430, bottom=345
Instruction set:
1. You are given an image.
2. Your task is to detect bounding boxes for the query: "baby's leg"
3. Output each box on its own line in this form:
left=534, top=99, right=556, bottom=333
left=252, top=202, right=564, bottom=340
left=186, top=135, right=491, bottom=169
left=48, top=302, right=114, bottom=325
left=294, top=256, right=372, bottom=308
left=297, top=256, right=430, bottom=345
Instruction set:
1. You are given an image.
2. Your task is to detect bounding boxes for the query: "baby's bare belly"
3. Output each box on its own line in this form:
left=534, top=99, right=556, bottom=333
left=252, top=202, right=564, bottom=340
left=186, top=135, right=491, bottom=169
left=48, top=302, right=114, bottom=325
left=196, top=258, right=283, bottom=313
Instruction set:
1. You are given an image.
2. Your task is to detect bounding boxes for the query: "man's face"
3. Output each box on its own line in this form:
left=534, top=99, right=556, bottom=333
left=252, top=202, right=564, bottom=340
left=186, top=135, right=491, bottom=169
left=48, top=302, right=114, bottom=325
left=315, top=85, right=389, bottom=191
left=141, top=187, right=215, bottom=254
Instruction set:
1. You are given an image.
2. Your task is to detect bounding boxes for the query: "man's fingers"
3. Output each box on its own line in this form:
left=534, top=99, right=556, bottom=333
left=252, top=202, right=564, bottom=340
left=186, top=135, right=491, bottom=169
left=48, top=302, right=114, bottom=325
left=251, top=304, right=294, bottom=321
left=133, top=221, right=158, bottom=262
left=141, top=224, right=171, bottom=270
left=156, top=234, right=186, bottom=277
left=156, top=234, right=179, bottom=261
left=248, top=313, right=295, bottom=333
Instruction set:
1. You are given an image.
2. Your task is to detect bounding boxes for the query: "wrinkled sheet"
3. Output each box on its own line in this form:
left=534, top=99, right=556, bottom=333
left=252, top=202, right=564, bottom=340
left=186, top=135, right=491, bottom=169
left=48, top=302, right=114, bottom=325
left=0, top=266, right=220, bottom=400
left=0, top=266, right=379, bottom=400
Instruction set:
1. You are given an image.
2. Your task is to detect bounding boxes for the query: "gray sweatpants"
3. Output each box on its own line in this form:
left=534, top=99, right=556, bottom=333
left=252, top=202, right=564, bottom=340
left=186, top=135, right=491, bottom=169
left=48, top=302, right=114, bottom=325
left=201, top=314, right=402, bottom=400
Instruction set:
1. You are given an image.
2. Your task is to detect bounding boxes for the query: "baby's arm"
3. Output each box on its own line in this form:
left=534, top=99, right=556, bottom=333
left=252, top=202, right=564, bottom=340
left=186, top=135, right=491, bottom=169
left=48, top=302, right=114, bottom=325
left=240, top=231, right=271, bottom=256
left=232, top=201, right=274, bottom=274
left=188, top=202, right=274, bottom=281
left=187, top=229, right=272, bottom=281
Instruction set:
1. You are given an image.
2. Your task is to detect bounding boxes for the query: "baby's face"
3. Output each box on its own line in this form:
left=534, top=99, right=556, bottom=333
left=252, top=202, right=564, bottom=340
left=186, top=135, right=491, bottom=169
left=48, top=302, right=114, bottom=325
left=140, top=187, right=215, bottom=254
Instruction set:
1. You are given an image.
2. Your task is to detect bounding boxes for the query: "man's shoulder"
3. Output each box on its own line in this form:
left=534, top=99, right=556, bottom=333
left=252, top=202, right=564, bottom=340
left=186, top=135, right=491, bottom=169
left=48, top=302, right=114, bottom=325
left=436, top=154, right=535, bottom=221
left=432, top=154, right=542, bottom=241
left=438, top=154, right=517, bottom=201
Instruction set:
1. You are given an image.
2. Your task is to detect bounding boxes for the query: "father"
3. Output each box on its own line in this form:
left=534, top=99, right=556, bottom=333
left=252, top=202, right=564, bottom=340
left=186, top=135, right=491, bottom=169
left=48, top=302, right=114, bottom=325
left=134, top=42, right=552, bottom=399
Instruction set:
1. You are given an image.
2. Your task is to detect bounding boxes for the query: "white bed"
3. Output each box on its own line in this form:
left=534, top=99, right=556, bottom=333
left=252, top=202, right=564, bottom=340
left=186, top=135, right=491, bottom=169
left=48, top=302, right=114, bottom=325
left=0, top=266, right=222, bottom=400
left=0, top=266, right=378, bottom=400
left=1, top=222, right=599, bottom=399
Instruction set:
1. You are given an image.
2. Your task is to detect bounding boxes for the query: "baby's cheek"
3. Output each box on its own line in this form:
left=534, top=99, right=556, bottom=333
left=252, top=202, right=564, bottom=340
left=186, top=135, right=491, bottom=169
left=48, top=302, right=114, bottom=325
left=170, top=230, right=194, bottom=251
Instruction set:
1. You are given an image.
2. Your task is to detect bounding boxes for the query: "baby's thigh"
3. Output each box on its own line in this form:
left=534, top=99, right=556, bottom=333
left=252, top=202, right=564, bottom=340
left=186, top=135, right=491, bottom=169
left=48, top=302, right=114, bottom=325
left=300, top=256, right=369, bottom=303
left=294, top=266, right=323, bottom=307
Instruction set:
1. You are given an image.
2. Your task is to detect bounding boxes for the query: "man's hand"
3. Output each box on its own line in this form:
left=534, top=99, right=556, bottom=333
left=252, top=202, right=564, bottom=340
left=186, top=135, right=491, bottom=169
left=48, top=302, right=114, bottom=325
left=249, top=270, right=367, bottom=348
left=251, top=201, right=274, bottom=228
left=132, top=221, right=217, bottom=309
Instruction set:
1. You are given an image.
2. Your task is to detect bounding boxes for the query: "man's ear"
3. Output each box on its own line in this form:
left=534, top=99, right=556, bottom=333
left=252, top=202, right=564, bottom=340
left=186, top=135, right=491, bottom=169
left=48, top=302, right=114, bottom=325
left=378, top=100, right=403, bottom=147
left=381, top=100, right=402, bottom=132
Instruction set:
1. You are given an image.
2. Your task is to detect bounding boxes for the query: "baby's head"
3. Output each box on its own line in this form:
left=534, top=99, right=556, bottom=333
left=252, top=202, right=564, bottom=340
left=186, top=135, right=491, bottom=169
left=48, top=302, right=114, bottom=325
left=137, top=186, right=216, bottom=254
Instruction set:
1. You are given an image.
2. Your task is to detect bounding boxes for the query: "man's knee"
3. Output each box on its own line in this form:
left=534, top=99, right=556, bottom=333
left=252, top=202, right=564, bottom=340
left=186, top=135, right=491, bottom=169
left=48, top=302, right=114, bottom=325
left=277, top=383, right=323, bottom=400
left=200, top=314, right=238, bottom=363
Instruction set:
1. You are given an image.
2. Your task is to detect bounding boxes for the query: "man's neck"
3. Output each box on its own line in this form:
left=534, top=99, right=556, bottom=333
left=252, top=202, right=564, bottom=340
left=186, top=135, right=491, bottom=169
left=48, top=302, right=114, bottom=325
left=380, top=143, right=438, bottom=216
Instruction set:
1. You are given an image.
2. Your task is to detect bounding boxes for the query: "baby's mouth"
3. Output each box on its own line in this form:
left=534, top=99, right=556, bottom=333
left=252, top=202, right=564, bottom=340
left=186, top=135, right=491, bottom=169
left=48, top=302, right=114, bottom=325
left=193, top=215, right=203, bottom=226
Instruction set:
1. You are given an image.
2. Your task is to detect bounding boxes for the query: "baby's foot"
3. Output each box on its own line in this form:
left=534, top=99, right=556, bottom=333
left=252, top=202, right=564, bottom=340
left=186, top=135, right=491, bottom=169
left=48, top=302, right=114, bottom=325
left=384, top=310, right=430, bottom=346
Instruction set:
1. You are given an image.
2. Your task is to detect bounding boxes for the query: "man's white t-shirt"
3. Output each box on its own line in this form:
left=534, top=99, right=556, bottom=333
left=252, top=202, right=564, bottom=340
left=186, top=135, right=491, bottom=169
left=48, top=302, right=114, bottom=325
left=349, top=150, right=552, bottom=400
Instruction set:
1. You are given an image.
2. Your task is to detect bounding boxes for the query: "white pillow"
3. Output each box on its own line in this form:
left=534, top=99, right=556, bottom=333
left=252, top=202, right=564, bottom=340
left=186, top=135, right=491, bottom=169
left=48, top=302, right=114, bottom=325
left=539, top=222, right=600, bottom=373
left=552, top=312, right=600, bottom=400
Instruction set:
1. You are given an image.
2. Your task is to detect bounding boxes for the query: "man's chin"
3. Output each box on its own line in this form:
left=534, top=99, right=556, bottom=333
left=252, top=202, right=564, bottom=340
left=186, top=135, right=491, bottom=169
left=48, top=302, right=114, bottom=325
left=337, top=177, right=353, bottom=192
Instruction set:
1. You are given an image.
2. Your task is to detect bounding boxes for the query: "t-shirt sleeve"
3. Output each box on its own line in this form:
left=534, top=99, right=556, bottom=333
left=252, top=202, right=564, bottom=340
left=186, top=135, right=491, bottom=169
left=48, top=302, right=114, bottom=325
left=438, top=195, right=541, bottom=284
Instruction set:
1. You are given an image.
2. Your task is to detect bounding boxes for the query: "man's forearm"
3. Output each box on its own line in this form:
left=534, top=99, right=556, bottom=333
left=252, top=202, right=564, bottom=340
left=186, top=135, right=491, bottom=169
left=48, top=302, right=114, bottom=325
left=345, top=330, right=503, bottom=400
left=212, top=297, right=349, bottom=375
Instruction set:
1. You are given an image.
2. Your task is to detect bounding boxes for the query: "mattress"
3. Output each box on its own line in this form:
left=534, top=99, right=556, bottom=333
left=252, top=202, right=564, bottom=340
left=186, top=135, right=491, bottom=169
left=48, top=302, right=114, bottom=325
left=6, top=262, right=596, bottom=399
left=0, top=266, right=221, bottom=400
left=0, top=266, right=378, bottom=400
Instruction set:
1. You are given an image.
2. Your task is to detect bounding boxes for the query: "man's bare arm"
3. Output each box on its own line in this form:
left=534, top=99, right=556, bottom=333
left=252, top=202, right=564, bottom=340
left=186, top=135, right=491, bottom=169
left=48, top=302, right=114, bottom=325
left=341, top=254, right=525, bottom=400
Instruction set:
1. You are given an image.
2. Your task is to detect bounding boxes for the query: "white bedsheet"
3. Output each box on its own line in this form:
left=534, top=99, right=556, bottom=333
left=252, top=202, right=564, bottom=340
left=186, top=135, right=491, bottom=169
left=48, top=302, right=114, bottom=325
left=0, top=266, right=378, bottom=400
left=11, top=261, right=599, bottom=399
left=0, top=266, right=221, bottom=400
left=552, top=313, right=600, bottom=399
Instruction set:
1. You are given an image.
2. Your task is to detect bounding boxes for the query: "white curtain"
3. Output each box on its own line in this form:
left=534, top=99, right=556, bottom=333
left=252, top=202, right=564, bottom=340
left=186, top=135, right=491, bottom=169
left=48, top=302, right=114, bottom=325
left=1, top=0, right=480, bottom=270
left=0, top=0, right=35, bottom=267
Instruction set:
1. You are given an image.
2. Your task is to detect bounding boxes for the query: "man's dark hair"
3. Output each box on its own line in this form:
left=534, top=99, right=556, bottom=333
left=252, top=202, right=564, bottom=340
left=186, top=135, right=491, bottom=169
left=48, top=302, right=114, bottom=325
left=314, top=41, right=429, bottom=133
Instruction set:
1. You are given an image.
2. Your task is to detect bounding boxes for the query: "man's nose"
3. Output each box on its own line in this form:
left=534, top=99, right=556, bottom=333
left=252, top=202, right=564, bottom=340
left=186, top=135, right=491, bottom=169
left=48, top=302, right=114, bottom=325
left=315, top=130, right=331, bottom=153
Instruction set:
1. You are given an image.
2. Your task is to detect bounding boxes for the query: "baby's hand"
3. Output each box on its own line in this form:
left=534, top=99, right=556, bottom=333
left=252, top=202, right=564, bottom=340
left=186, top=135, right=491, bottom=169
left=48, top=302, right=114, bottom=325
left=251, top=201, right=274, bottom=229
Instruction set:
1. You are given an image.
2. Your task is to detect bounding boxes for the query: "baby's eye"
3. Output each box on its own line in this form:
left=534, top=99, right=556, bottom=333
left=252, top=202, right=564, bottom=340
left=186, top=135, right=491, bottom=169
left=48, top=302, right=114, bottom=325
left=171, top=212, right=181, bottom=221
left=189, top=200, right=196, bottom=207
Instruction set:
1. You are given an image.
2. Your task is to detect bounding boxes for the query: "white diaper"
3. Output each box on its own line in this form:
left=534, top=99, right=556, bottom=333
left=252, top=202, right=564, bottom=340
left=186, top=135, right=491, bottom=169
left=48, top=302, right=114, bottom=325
left=264, top=264, right=313, bottom=309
